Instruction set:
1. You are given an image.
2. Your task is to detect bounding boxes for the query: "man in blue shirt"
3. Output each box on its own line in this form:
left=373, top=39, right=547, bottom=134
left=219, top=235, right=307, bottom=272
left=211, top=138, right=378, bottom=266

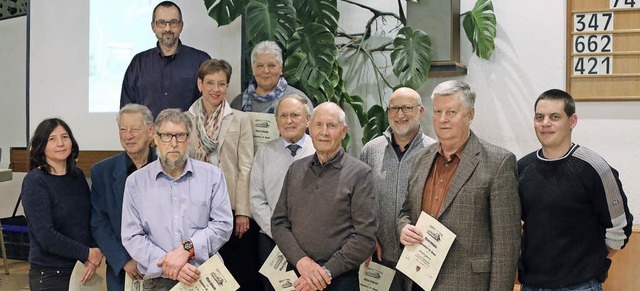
left=122, top=108, right=233, bottom=290
left=90, top=104, right=156, bottom=290
left=120, top=1, right=210, bottom=117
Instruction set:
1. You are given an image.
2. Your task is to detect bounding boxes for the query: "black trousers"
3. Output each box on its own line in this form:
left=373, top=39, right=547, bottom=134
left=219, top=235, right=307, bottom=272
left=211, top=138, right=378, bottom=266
left=219, top=217, right=262, bottom=291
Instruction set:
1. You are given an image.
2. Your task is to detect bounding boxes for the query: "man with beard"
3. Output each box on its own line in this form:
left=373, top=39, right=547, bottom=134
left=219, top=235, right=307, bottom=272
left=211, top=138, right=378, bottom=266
left=360, top=87, right=435, bottom=291
left=122, top=109, right=233, bottom=291
left=120, top=1, right=210, bottom=117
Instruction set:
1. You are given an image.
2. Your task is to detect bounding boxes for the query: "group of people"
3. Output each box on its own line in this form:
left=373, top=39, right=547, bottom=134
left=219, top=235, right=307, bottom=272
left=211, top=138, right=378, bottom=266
left=19, top=1, right=633, bottom=291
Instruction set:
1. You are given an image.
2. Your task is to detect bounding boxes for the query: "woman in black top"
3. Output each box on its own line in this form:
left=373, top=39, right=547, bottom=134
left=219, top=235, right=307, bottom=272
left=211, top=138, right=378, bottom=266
left=21, top=118, right=103, bottom=290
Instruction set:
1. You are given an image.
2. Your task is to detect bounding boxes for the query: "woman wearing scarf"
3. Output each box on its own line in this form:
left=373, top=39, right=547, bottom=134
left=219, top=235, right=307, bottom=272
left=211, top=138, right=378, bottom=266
left=230, top=40, right=313, bottom=113
left=186, top=59, right=259, bottom=290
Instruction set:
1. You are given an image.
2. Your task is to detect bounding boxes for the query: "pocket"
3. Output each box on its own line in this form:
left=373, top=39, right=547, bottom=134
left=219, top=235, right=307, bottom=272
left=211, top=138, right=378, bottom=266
left=470, top=258, right=491, bottom=273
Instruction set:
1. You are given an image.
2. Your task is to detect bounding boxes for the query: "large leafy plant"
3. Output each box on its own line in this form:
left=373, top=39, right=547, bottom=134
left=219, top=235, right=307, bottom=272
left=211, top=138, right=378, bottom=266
left=204, top=0, right=497, bottom=145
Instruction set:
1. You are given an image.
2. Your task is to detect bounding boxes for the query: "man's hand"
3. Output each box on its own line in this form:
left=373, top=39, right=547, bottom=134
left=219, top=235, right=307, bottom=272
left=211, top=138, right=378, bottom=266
left=295, top=256, right=331, bottom=290
left=123, top=259, right=143, bottom=280
left=365, top=240, right=383, bottom=267
left=235, top=215, right=250, bottom=238
left=294, top=276, right=318, bottom=291
left=177, top=262, right=201, bottom=286
left=157, top=246, right=190, bottom=280
left=400, top=224, right=423, bottom=246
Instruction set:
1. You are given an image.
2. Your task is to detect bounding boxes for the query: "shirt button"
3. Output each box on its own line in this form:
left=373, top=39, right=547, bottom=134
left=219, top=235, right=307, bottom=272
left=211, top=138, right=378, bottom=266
left=164, top=92, right=168, bottom=95
left=435, top=196, right=439, bottom=200
left=444, top=163, right=449, bottom=167
left=439, top=179, right=443, bottom=183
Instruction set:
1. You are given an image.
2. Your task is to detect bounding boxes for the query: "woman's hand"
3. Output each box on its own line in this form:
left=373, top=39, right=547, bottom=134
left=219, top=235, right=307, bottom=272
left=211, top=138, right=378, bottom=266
left=235, top=215, right=250, bottom=238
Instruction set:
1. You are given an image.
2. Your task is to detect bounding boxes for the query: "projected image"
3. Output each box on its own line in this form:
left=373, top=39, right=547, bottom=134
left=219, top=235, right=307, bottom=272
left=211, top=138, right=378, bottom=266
left=89, top=0, right=159, bottom=112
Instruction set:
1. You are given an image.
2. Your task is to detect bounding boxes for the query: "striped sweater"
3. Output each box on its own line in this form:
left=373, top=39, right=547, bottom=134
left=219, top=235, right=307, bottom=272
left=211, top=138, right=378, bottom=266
left=517, top=144, right=633, bottom=288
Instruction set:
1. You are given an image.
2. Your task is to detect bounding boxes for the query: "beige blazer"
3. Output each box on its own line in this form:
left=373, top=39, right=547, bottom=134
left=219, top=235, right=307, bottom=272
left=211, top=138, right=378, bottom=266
left=187, top=101, right=254, bottom=217
left=397, top=131, right=521, bottom=291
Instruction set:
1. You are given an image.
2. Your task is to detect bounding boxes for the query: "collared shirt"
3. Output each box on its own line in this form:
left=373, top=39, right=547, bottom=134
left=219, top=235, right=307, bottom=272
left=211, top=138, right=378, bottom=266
left=282, top=134, right=308, bottom=151
left=311, top=148, right=344, bottom=170
left=422, top=143, right=467, bottom=219
left=120, top=41, right=211, bottom=117
left=121, top=158, right=233, bottom=279
left=124, top=147, right=156, bottom=176
left=391, top=134, right=413, bottom=160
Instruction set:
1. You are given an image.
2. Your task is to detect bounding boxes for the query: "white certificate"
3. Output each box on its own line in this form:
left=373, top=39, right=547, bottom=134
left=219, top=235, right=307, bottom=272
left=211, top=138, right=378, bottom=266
left=68, top=261, right=104, bottom=291
left=170, top=255, right=240, bottom=291
left=124, top=275, right=143, bottom=291
left=358, top=261, right=396, bottom=291
left=248, top=112, right=279, bottom=152
left=259, top=246, right=298, bottom=291
left=396, top=211, right=456, bottom=291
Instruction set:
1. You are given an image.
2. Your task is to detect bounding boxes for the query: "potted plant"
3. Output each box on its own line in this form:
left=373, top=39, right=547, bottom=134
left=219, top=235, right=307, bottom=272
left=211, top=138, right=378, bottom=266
left=204, top=0, right=496, bottom=145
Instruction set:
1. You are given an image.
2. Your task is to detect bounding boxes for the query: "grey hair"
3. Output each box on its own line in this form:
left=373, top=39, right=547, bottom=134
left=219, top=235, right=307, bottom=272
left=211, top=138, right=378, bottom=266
left=117, top=104, right=154, bottom=127
left=431, top=80, right=476, bottom=110
left=312, top=102, right=347, bottom=127
left=251, top=40, right=283, bottom=68
left=154, top=108, right=192, bottom=134
left=274, top=94, right=312, bottom=117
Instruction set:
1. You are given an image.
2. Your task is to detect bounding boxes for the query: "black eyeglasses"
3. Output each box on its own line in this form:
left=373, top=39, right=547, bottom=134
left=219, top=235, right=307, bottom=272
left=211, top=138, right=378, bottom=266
left=157, top=132, right=189, bottom=143
left=388, top=105, right=417, bottom=114
left=155, top=19, right=182, bottom=28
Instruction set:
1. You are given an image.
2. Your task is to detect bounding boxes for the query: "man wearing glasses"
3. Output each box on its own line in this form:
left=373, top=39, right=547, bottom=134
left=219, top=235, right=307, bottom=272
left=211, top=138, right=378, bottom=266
left=122, top=109, right=233, bottom=290
left=120, top=1, right=211, bottom=117
left=360, top=87, right=435, bottom=291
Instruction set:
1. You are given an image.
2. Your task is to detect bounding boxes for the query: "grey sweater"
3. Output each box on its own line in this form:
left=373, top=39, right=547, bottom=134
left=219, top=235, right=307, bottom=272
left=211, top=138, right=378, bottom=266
left=360, top=126, right=435, bottom=262
left=271, top=151, right=378, bottom=278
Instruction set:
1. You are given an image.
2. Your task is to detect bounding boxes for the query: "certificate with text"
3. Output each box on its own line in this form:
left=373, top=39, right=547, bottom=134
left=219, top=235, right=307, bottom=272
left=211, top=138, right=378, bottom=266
left=358, top=261, right=395, bottom=291
left=170, top=255, right=240, bottom=291
left=396, top=211, right=456, bottom=291
left=124, top=275, right=143, bottom=291
left=248, top=112, right=279, bottom=152
left=259, top=246, right=298, bottom=291
left=69, top=261, right=104, bottom=291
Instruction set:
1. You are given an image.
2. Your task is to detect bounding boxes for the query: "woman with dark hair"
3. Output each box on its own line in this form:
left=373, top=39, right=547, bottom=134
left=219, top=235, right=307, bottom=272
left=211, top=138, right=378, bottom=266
left=21, top=118, right=103, bottom=290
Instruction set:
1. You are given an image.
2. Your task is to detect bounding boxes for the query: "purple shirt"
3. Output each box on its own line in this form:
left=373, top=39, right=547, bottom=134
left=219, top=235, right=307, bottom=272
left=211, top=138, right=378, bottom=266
left=121, top=157, right=233, bottom=278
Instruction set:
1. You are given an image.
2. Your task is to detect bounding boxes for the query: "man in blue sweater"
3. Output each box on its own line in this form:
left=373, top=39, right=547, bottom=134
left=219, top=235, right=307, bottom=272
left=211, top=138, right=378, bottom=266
left=517, top=89, right=633, bottom=290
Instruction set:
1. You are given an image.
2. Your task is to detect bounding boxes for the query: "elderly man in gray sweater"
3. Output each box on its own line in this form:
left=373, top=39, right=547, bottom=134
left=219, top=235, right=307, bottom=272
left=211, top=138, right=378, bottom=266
left=360, top=87, right=435, bottom=291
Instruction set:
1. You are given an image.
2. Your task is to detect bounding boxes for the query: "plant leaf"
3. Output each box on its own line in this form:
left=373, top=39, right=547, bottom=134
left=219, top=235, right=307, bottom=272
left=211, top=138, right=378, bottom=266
left=283, top=23, right=337, bottom=88
left=390, top=27, right=432, bottom=90
left=462, top=0, right=497, bottom=59
left=245, top=0, right=297, bottom=46
left=293, top=0, right=339, bottom=34
left=362, top=104, right=388, bottom=144
left=203, top=0, right=248, bottom=26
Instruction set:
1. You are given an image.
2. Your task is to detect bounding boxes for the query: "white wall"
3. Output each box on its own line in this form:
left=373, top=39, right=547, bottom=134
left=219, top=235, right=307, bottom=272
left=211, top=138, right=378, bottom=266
left=29, top=0, right=241, bottom=150
left=0, top=16, right=27, bottom=169
left=1, top=1, right=639, bottom=219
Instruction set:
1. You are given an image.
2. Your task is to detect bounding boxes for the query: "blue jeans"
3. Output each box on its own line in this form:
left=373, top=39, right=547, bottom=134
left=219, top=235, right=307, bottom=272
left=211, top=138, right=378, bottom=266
left=143, top=277, right=179, bottom=291
left=521, top=279, right=603, bottom=291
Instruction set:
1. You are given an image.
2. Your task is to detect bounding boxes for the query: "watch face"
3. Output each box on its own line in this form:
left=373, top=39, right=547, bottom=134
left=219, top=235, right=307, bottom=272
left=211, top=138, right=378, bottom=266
left=183, top=241, right=194, bottom=251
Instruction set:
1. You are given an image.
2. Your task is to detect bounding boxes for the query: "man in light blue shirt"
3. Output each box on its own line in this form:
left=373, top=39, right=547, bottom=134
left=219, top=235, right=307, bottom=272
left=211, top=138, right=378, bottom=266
left=122, top=108, right=233, bottom=290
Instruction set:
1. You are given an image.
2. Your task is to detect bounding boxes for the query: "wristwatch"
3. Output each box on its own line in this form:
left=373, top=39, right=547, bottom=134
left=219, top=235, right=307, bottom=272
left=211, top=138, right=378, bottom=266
left=322, top=266, right=332, bottom=280
left=182, top=240, right=195, bottom=259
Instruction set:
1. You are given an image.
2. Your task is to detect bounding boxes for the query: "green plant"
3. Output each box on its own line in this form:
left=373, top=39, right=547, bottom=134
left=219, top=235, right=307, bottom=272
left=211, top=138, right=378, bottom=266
left=204, top=0, right=497, bottom=146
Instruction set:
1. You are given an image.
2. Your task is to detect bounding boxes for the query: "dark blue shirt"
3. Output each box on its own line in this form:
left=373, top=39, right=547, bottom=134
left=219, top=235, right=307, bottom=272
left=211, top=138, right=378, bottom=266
left=21, top=168, right=95, bottom=269
left=120, top=41, right=210, bottom=117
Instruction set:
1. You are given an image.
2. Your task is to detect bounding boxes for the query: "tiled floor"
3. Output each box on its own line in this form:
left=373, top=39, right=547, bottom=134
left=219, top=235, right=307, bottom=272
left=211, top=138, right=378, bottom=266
left=0, top=259, right=108, bottom=291
left=0, top=259, right=29, bottom=291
